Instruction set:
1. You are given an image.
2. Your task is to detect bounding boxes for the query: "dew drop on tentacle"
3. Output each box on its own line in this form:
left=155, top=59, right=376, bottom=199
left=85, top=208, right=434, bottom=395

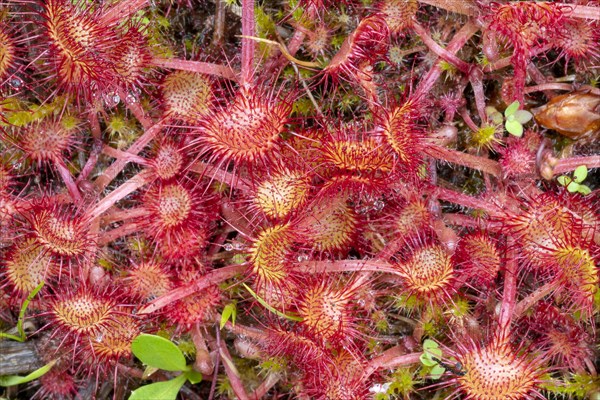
left=8, top=76, right=24, bottom=91
left=103, top=92, right=121, bottom=108
left=297, top=254, right=309, bottom=262
left=373, top=199, right=385, bottom=211
left=126, top=91, right=139, bottom=104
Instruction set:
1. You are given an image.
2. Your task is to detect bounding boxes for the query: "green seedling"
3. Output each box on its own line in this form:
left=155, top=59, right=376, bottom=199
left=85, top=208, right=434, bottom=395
left=0, top=359, right=57, bottom=387
left=419, top=339, right=466, bottom=380
left=220, top=302, right=237, bottom=329
left=486, top=101, right=533, bottom=137
left=0, top=283, right=56, bottom=389
left=0, top=282, right=45, bottom=342
left=504, top=100, right=533, bottom=137
left=129, top=334, right=202, bottom=400
left=557, top=165, right=591, bottom=195
left=419, top=339, right=446, bottom=379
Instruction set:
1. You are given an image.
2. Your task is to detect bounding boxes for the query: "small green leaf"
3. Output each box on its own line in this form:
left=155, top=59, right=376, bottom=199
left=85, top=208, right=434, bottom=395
left=242, top=283, right=303, bottom=321
left=184, top=369, right=203, bottom=384
left=0, top=359, right=56, bottom=386
left=131, top=334, right=187, bottom=371
left=419, top=353, right=438, bottom=367
left=220, top=302, right=237, bottom=330
left=17, top=281, right=44, bottom=341
left=513, top=109, right=533, bottom=124
left=422, top=339, right=439, bottom=350
left=430, top=364, right=446, bottom=379
left=505, top=119, right=523, bottom=137
left=142, top=366, right=160, bottom=380
left=566, top=181, right=580, bottom=193
left=573, top=165, right=588, bottom=183
left=0, top=281, right=45, bottom=342
left=485, top=106, right=498, bottom=117
left=488, top=111, right=503, bottom=125
left=128, top=374, right=187, bottom=400
left=577, top=185, right=591, bottom=195
left=0, top=332, right=22, bottom=341
left=426, top=347, right=442, bottom=359
left=504, top=100, right=520, bottom=117
left=557, top=175, right=571, bottom=186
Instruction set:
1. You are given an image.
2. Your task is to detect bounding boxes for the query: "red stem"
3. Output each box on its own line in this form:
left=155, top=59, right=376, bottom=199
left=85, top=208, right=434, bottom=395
left=139, top=259, right=398, bottom=315
left=425, top=143, right=502, bottom=178
left=513, top=280, right=560, bottom=320
left=559, top=3, right=600, bottom=20
left=99, top=0, right=148, bottom=27
left=483, top=44, right=552, bottom=74
left=138, top=264, right=247, bottom=314
left=95, top=122, right=162, bottom=191
left=189, top=162, right=251, bottom=192
left=249, top=373, right=280, bottom=400
left=433, top=186, right=502, bottom=216
left=497, top=239, right=517, bottom=341
left=241, top=0, right=255, bottom=85
left=553, top=155, right=600, bottom=176
left=296, top=259, right=398, bottom=275
left=469, top=68, right=488, bottom=123
left=117, top=87, right=155, bottom=130
left=151, top=57, right=237, bottom=81
left=55, top=160, right=83, bottom=204
left=101, top=145, right=148, bottom=165
left=364, top=348, right=422, bottom=379
left=412, top=22, right=471, bottom=74
left=86, top=169, right=155, bottom=221
left=417, top=0, right=477, bottom=16
left=78, top=109, right=102, bottom=182
left=219, top=340, right=250, bottom=400
left=98, top=220, right=144, bottom=246
left=100, top=207, right=149, bottom=225
left=415, top=22, right=479, bottom=98
left=459, top=108, right=480, bottom=132
left=264, top=28, right=307, bottom=73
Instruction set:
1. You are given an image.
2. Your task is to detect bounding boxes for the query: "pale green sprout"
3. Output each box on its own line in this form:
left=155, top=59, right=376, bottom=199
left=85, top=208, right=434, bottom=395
left=504, top=101, right=533, bottom=137
left=557, top=165, right=591, bottom=195
left=0, top=282, right=55, bottom=389
left=129, top=334, right=202, bottom=400
left=419, top=339, right=446, bottom=379
left=220, top=302, right=237, bottom=329
left=485, top=101, right=533, bottom=137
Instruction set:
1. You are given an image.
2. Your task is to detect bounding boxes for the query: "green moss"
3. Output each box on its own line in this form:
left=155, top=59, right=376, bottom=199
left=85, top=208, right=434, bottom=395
left=292, top=97, right=314, bottom=116
left=541, top=373, right=600, bottom=399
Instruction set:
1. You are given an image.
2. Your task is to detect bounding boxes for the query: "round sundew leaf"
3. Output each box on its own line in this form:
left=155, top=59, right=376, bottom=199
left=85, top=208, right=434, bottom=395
left=513, top=109, right=533, bottom=124
left=505, top=119, right=523, bottom=137
left=128, top=374, right=187, bottom=400
left=131, top=334, right=187, bottom=371
left=504, top=100, right=520, bottom=117
left=573, top=165, right=588, bottom=183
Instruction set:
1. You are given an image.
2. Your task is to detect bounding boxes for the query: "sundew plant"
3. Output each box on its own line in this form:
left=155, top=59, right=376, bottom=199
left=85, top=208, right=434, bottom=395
left=0, top=0, right=599, bottom=399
